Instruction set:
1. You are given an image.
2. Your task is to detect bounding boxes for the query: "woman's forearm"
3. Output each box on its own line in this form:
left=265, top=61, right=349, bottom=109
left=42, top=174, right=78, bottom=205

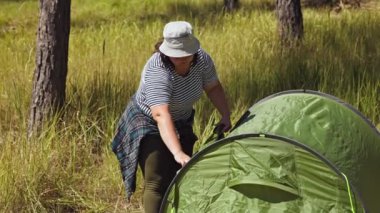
left=205, top=81, right=231, bottom=118
left=151, top=104, right=190, bottom=166
left=151, top=105, right=182, bottom=155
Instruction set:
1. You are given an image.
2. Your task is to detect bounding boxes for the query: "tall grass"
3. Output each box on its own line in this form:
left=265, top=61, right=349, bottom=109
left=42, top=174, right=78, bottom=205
left=0, top=0, right=379, bottom=211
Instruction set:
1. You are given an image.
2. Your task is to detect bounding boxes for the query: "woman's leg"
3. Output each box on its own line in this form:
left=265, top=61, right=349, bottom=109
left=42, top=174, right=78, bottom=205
left=138, top=128, right=197, bottom=213
left=138, top=135, right=181, bottom=213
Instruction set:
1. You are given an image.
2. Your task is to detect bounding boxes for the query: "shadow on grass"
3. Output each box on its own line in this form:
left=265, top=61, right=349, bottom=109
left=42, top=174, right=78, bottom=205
left=70, top=0, right=339, bottom=29
left=71, top=1, right=277, bottom=29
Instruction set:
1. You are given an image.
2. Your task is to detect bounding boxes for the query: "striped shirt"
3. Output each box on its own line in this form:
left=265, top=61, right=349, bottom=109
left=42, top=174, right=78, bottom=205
left=135, top=48, right=218, bottom=121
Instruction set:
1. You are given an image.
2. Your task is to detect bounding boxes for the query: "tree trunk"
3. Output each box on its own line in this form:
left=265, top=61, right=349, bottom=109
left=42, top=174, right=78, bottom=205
left=224, top=0, right=239, bottom=12
left=276, top=0, right=304, bottom=45
left=28, top=0, right=71, bottom=138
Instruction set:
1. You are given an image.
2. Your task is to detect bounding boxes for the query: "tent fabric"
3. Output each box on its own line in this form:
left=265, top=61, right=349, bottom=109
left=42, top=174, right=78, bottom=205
left=229, top=90, right=380, bottom=211
left=160, top=90, right=378, bottom=212
left=160, top=135, right=364, bottom=212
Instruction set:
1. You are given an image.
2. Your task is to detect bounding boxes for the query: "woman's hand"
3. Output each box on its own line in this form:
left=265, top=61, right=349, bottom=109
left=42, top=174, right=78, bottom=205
left=204, top=81, right=231, bottom=133
left=173, top=151, right=191, bottom=167
left=218, top=116, right=231, bottom=132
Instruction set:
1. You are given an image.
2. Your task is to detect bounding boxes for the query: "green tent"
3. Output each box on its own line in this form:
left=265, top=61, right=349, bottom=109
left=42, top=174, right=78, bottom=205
left=160, top=90, right=379, bottom=212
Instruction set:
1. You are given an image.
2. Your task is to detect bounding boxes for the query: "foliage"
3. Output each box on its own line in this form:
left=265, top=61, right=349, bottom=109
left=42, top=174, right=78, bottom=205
left=0, top=0, right=379, bottom=211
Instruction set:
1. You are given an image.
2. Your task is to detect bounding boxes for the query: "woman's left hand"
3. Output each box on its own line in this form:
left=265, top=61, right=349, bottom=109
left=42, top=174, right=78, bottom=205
left=218, top=116, right=231, bottom=132
left=204, top=81, right=231, bottom=133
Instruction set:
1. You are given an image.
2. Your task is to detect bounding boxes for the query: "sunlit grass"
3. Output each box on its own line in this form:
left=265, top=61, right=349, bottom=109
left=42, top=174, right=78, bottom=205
left=0, top=0, right=379, bottom=211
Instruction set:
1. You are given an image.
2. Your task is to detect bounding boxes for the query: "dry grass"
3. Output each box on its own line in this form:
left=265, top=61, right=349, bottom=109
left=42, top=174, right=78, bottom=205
left=0, top=0, right=379, bottom=211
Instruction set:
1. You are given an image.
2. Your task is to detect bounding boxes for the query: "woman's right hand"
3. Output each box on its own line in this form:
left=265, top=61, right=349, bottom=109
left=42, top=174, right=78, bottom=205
left=173, top=151, right=191, bottom=167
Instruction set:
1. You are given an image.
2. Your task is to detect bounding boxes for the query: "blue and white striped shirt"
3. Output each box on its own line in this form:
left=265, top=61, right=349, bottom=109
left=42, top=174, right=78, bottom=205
left=135, top=48, right=218, bottom=121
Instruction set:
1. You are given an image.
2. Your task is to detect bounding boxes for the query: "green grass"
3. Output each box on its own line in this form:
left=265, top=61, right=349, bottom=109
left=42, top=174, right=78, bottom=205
left=1, top=0, right=379, bottom=211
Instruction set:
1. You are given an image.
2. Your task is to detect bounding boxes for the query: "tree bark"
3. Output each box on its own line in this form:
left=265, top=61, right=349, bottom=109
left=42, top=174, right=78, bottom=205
left=224, top=0, right=239, bottom=12
left=28, top=0, right=71, bottom=138
left=276, top=0, right=304, bottom=45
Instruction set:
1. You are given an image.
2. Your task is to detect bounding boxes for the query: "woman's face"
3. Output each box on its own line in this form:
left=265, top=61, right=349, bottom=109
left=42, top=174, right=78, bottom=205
left=169, top=55, right=194, bottom=68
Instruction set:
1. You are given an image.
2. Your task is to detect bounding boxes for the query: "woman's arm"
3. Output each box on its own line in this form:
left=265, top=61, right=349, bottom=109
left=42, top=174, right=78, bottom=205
left=204, top=80, right=231, bottom=132
left=151, top=104, right=190, bottom=166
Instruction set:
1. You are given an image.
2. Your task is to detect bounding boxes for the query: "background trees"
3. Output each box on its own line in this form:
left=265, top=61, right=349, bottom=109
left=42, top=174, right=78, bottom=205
left=28, top=0, right=71, bottom=137
left=276, top=0, right=304, bottom=44
left=224, top=0, right=240, bottom=12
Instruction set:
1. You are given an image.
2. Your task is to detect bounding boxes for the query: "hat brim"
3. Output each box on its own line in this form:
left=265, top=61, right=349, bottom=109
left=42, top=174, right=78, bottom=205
left=159, top=36, right=200, bottom=58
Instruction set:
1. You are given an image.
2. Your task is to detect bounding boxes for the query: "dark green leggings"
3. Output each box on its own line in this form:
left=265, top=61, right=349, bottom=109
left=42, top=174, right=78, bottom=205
left=138, top=132, right=196, bottom=213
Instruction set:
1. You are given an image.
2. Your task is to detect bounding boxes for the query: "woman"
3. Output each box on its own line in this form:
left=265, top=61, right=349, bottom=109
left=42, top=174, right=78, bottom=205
left=112, top=21, right=231, bottom=213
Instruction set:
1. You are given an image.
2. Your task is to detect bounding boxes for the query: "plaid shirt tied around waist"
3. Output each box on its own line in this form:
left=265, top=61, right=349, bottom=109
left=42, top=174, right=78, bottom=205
left=111, top=96, right=195, bottom=200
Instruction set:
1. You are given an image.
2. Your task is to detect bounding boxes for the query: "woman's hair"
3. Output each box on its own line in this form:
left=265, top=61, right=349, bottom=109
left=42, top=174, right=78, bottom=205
left=153, top=38, right=198, bottom=69
left=154, top=38, right=174, bottom=68
left=154, top=38, right=164, bottom=53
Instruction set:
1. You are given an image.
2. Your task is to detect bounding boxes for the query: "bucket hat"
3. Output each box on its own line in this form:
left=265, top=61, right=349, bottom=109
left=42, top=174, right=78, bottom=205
left=159, top=21, right=200, bottom=58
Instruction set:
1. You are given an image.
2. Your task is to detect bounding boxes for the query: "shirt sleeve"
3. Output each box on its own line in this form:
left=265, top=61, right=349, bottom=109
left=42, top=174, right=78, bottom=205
left=201, top=51, right=219, bottom=88
left=144, top=64, right=172, bottom=107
